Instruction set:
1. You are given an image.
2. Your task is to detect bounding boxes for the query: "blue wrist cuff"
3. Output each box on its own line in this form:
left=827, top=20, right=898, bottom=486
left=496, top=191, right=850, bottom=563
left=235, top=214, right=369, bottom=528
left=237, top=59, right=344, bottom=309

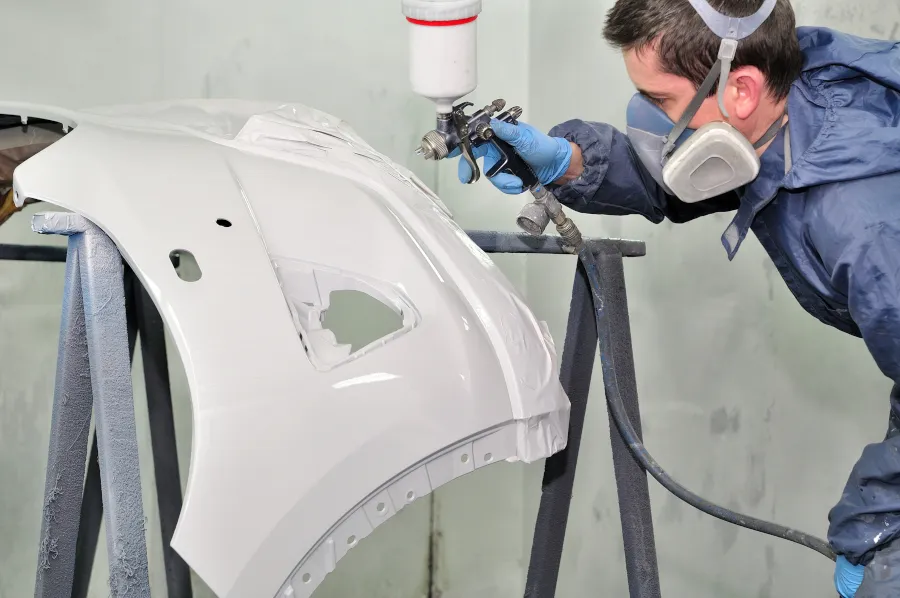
left=546, top=137, right=573, bottom=185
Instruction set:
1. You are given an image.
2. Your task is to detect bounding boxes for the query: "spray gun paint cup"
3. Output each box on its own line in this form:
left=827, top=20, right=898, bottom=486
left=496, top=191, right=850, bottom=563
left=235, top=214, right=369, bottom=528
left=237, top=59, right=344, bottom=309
left=403, top=0, right=482, bottom=114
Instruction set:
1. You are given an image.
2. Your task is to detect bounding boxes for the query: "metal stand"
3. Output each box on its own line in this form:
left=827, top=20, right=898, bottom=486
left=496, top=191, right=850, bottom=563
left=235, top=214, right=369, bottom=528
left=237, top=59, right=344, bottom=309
left=31, top=213, right=150, bottom=598
left=4, top=225, right=658, bottom=598
left=460, top=233, right=661, bottom=598
left=11, top=213, right=191, bottom=598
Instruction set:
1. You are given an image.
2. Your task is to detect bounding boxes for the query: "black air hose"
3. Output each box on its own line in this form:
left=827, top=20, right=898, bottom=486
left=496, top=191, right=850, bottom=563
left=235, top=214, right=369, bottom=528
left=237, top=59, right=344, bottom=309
left=576, top=244, right=836, bottom=562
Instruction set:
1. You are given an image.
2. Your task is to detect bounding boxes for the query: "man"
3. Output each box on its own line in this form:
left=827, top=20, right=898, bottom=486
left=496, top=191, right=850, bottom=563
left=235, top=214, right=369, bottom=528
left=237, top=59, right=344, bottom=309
left=453, top=0, right=900, bottom=596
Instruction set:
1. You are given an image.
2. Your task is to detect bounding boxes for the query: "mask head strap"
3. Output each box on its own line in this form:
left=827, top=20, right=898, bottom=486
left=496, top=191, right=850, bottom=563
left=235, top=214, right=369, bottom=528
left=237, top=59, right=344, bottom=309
left=690, top=0, right=777, bottom=117
left=752, top=111, right=786, bottom=150
left=661, top=0, right=777, bottom=159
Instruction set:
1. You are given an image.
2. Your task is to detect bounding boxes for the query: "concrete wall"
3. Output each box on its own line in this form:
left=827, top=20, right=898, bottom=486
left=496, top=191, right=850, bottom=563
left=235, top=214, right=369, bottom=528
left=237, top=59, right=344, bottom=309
left=3, top=0, right=900, bottom=597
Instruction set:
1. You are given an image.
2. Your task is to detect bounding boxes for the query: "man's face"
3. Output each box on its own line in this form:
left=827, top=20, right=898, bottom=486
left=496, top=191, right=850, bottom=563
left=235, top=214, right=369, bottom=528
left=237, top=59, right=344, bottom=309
left=622, top=44, right=780, bottom=151
left=623, top=46, right=726, bottom=129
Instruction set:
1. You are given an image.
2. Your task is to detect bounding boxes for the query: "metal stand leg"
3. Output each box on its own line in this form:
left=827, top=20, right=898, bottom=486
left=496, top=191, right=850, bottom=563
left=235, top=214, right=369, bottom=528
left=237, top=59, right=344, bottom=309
left=33, top=212, right=151, bottom=597
left=597, top=249, right=661, bottom=598
left=34, top=244, right=95, bottom=598
left=524, top=259, right=599, bottom=597
left=522, top=246, right=661, bottom=598
left=71, top=435, right=102, bottom=598
left=40, top=243, right=189, bottom=598
left=130, top=269, right=193, bottom=598
left=71, top=278, right=140, bottom=598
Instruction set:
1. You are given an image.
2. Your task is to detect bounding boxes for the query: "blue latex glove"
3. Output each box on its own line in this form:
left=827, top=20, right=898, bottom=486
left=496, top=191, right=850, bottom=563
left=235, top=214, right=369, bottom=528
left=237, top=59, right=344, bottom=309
left=835, top=555, right=865, bottom=597
left=456, top=119, right=573, bottom=194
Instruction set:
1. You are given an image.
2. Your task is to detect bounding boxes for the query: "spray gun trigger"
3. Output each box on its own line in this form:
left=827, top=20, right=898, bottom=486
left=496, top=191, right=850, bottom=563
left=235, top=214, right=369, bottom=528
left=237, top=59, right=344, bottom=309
left=460, top=145, right=480, bottom=184
left=452, top=106, right=480, bottom=184
left=457, top=124, right=480, bottom=184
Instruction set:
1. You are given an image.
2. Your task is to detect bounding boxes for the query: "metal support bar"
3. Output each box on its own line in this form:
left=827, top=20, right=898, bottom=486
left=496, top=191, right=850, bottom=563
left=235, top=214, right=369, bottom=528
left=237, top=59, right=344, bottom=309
left=0, top=243, right=67, bottom=262
left=33, top=212, right=150, bottom=597
left=0, top=233, right=646, bottom=265
left=597, top=249, right=661, bottom=598
left=466, top=231, right=646, bottom=258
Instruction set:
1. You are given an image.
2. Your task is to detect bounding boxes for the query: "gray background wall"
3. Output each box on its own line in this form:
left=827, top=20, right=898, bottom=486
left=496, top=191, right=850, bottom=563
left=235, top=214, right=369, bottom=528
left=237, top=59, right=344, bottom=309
left=1, top=0, right=898, bottom=597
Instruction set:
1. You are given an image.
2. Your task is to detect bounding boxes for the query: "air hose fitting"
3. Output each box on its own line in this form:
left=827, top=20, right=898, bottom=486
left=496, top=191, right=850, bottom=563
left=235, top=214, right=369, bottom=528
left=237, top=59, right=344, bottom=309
left=517, top=187, right=582, bottom=251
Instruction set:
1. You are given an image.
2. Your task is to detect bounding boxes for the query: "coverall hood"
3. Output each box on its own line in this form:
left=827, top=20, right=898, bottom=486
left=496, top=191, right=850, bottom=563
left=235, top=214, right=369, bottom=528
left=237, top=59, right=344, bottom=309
left=785, top=27, right=900, bottom=190
left=712, top=26, right=900, bottom=259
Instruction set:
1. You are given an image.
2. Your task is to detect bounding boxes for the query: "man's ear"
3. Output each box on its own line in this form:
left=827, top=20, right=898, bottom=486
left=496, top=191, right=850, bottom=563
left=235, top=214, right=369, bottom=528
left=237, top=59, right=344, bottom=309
left=727, top=66, right=765, bottom=121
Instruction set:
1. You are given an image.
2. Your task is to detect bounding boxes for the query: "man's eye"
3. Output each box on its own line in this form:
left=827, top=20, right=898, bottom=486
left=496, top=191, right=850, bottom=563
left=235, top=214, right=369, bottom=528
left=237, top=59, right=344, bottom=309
left=647, top=96, right=665, bottom=106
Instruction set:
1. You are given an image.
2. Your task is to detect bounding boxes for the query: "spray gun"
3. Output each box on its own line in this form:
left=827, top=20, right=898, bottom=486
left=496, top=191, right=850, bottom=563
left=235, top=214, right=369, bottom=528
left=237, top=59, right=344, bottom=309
left=415, top=99, right=583, bottom=250
left=402, top=0, right=582, bottom=250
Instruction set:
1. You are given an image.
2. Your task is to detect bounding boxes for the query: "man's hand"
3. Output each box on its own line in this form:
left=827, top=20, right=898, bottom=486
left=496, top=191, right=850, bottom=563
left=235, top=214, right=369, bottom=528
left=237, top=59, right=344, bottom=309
left=835, top=555, right=864, bottom=597
left=456, top=119, right=580, bottom=194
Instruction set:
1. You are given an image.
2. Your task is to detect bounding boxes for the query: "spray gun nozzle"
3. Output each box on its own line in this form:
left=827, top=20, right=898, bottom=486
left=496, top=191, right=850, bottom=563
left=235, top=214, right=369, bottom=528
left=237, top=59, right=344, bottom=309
left=417, top=130, right=450, bottom=161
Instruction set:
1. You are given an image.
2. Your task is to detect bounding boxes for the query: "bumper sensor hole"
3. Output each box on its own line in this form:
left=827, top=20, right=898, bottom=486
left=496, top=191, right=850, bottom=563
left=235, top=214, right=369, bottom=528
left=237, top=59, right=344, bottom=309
left=169, top=250, right=202, bottom=282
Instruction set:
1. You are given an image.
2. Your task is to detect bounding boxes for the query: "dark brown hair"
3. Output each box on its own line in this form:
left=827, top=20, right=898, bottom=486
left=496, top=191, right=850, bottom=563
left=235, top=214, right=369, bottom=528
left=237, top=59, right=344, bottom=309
left=603, top=0, right=803, bottom=100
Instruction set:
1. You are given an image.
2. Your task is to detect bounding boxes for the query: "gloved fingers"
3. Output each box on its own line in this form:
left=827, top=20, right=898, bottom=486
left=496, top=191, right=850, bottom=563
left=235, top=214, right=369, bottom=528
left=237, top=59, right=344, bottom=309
left=486, top=172, right=525, bottom=195
left=456, top=143, right=498, bottom=184
left=449, top=143, right=488, bottom=160
left=456, top=152, right=524, bottom=194
left=490, top=118, right=528, bottom=145
left=480, top=145, right=524, bottom=193
left=479, top=147, right=525, bottom=193
left=458, top=155, right=476, bottom=184
left=490, top=118, right=557, bottom=165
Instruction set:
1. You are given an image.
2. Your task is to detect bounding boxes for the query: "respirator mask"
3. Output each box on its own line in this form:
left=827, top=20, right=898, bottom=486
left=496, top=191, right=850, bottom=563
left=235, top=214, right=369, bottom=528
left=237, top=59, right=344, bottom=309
left=625, top=0, right=783, bottom=203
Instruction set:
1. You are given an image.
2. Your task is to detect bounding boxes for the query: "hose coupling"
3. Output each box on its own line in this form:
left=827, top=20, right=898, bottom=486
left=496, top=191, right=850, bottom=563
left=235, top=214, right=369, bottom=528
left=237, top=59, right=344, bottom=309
left=555, top=217, right=583, bottom=252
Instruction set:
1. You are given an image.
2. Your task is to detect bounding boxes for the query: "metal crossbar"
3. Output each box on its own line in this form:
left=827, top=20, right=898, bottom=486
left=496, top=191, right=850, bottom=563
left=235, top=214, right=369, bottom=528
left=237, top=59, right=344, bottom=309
left=2, top=224, right=658, bottom=598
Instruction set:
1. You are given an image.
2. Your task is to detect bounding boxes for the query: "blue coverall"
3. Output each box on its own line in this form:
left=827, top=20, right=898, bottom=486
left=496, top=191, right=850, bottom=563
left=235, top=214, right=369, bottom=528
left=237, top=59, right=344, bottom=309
left=547, top=27, right=900, bottom=592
